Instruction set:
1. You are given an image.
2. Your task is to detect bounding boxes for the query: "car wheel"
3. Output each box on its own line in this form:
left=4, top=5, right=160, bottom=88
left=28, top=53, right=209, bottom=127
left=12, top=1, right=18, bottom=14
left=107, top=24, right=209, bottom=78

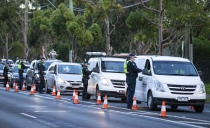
left=147, top=92, right=157, bottom=110
left=121, top=97, right=126, bottom=102
left=171, top=105, right=178, bottom=111
left=194, top=105, right=204, bottom=113
left=45, top=81, right=50, bottom=93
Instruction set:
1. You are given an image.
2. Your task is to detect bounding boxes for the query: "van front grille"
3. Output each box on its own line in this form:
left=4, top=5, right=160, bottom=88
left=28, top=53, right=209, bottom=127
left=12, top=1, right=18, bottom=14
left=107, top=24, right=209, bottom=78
left=111, top=80, right=125, bottom=88
left=167, top=84, right=196, bottom=95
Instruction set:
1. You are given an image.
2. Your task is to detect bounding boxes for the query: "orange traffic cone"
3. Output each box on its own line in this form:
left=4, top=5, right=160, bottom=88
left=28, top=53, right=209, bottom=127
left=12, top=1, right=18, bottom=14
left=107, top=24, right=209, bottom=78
left=22, top=82, right=26, bottom=91
left=13, top=81, right=16, bottom=89
left=56, top=89, right=61, bottom=99
left=30, top=85, right=34, bottom=95
left=72, top=89, right=76, bottom=100
left=132, top=97, right=138, bottom=110
left=97, top=92, right=102, bottom=105
left=6, top=82, right=9, bottom=91
left=74, top=92, right=79, bottom=104
left=102, top=96, right=108, bottom=109
left=160, top=101, right=166, bottom=117
left=15, top=84, right=19, bottom=92
left=52, top=85, right=56, bottom=96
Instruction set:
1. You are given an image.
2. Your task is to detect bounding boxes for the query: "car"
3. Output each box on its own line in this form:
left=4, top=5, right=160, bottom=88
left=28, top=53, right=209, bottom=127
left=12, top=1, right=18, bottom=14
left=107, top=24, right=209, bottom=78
left=26, top=59, right=62, bottom=90
left=133, top=56, right=206, bottom=113
left=0, top=63, right=5, bottom=84
left=87, top=57, right=126, bottom=100
left=45, top=62, right=83, bottom=94
left=10, top=65, right=29, bottom=87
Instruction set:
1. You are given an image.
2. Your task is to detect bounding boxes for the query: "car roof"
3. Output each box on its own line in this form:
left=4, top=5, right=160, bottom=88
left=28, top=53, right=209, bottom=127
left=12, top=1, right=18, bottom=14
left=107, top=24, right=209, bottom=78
left=135, top=55, right=190, bottom=62
left=45, top=59, right=62, bottom=62
left=53, top=62, right=81, bottom=66
left=89, top=57, right=125, bottom=62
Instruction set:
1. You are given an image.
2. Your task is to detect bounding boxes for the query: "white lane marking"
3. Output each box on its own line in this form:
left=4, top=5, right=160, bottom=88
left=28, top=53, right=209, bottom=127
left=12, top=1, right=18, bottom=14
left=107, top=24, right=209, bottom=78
left=179, top=121, right=210, bottom=125
left=20, top=113, right=37, bottom=119
left=34, top=110, right=67, bottom=113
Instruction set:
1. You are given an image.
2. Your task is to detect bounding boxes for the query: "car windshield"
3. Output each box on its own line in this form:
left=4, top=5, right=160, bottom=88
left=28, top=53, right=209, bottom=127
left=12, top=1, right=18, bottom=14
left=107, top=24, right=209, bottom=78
left=13, top=66, right=29, bottom=73
left=44, top=62, right=53, bottom=71
left=58, top=65, right=81, bottom=74
left=101, top=61, right=124, bottom=73
left=153, top=61, right=198, bottom=76
left=0, top=64, right=4, bottom=70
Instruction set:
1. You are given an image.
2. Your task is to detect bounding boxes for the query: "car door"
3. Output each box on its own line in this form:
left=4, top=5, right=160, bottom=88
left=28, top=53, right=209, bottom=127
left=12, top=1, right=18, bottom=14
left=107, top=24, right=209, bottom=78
left=142, top=59, right=153, bottom=102
left=48, top=65, right=55, bottom=88
left=88, top=60, right=98, bottom=94
left=135, top=58, right=146, bottom=101
left=46, top=65, right=52, bottom=88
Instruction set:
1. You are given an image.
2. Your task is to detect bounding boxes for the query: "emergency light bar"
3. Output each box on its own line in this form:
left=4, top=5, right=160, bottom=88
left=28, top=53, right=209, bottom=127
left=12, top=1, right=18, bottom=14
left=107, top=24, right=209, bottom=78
left=86, top=52, right=106, bottom=56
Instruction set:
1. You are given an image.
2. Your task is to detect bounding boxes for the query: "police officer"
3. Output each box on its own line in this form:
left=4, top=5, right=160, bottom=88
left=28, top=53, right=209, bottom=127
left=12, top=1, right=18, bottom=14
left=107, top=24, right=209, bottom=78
left=126, top=54, right=142, bottom=109
left=82, top=63, right=92, bottom=100
left=3, top=63, right=9, bottom=87
left=37, top=57, right=45, bottom=93
left=18, top=59, right=26, bottom=90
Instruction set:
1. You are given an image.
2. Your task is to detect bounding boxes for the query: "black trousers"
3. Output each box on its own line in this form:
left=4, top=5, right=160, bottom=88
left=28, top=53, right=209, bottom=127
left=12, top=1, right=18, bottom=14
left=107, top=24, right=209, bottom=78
left=82, top=78, right=88, bottom=98
left=126, top=77, right=137, bottom=109
left=39, top=76, right=44, bottom=92
left=19, top=74, right=23, bottom=90
left=4, top=76, right=8, bottom=87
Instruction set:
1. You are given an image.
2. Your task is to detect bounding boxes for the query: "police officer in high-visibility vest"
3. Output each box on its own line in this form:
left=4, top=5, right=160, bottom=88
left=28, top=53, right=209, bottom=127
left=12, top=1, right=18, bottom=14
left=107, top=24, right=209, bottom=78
left=82, top=63, right=92, bottom=100
left=37, top=57, right=45, bottom=93
left=18, top=59, right=26, bottom=90
left=3, top=63, right=9, bottom=87
left=125, top=54, right=142, bottom=109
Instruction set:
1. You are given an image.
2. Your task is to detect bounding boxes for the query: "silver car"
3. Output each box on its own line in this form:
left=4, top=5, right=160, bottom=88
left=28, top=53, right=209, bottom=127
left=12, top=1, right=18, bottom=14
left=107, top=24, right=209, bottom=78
left=45, top=62, right=83, bottom=94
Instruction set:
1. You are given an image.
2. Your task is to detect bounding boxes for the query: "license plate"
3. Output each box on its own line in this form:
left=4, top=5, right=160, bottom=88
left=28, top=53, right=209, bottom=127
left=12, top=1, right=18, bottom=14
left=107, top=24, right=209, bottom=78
left=72, top=86, right=79, bottom=88
left=177, top=97, right=189, bottom=102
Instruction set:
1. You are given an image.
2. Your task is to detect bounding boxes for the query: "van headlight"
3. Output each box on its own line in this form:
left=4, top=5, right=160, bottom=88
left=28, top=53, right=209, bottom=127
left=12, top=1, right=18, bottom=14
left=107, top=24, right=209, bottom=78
left=198, top=83, right=205, bottom=94
left=101, top=78, right=109, bottom=86
left=155, top=80, right=165, bottom=92
left=57, top=78, right=65, bottom=84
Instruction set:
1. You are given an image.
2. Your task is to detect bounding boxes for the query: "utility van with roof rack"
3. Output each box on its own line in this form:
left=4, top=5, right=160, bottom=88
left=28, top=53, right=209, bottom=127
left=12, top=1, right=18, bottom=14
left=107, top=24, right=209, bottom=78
left=132, top=56, right=206, bottom=112
left=87, top=57, right=126, bottom=101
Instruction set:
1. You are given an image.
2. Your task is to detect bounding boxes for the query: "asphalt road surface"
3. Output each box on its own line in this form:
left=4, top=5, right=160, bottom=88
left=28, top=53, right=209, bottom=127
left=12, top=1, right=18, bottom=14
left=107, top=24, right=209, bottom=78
left=0, top=85, right=209, bottom=128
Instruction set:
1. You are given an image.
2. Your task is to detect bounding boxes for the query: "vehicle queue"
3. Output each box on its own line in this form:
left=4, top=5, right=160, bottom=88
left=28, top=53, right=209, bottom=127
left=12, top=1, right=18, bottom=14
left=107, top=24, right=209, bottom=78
left=0, top=52, right=207, bottom=113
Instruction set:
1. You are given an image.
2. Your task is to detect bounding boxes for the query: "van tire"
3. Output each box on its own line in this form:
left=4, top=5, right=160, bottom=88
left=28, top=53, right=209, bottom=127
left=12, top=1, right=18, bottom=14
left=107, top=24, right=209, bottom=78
left=194, top=105, right=204, bottom=113
left=45, top=81, right=50, bottom=93
left=147, top=92, right=157, bottom=110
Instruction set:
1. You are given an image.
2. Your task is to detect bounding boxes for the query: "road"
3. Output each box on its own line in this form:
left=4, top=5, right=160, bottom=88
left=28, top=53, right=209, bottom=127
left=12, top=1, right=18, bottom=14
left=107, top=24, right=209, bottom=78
left=0, top=85, right=210, bottom=128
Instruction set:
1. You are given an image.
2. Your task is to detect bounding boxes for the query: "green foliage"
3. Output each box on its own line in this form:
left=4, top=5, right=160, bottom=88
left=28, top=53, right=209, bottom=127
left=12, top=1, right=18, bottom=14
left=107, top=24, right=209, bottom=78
left=9, top=41, right=24, bottom=58
left=53, top=43, right=70, bottom=62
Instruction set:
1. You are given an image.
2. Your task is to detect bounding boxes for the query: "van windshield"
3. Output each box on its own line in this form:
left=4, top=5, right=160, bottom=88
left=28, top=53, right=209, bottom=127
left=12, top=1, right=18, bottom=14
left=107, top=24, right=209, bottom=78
left=153, top=61, right=198, bottom=76
left=101, top=61, right=124, bottom=73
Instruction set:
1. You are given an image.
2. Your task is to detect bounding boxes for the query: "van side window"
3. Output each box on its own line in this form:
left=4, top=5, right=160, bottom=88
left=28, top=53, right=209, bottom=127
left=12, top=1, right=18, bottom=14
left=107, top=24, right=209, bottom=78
left=143, top=60, right=152, bottom=76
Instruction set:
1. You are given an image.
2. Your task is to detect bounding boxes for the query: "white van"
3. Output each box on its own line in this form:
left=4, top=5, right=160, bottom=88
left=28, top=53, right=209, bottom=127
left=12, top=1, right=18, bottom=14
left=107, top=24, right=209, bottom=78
left=134, top=56, right=206, bottom=112
left=87, top=57, right=126, bottom=100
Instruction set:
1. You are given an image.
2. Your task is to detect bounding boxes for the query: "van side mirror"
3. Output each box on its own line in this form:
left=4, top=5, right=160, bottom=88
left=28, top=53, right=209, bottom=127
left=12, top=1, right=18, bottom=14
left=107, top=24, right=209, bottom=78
left=92, top=67, right=99, bottom=73
left=142, top=69, right=151, bottom=76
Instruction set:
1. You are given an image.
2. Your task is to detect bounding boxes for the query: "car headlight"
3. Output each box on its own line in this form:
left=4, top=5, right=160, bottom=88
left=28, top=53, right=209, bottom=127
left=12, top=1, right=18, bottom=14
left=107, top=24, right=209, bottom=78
left=57, top=78, right=65, bottom=84
left=198, top=83, right=205, bottom=94
left=155, top=80, right=165, bottom=92
left=101, top=78, right=109, bottom=86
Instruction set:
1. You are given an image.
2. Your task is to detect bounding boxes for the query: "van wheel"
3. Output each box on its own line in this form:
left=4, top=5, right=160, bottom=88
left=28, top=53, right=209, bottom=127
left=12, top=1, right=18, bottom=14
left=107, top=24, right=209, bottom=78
left=147, top=92, right=157, bottom=110
left=194, top=105, right=204, bottom=113
left=121, top=97, right=126, bottom=102
left=95, top=86, right=99, bottom=100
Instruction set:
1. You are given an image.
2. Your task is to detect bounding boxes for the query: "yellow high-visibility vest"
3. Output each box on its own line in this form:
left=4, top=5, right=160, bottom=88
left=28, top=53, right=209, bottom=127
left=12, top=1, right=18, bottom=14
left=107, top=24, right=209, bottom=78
left=124, top=60, right=130, bottom=74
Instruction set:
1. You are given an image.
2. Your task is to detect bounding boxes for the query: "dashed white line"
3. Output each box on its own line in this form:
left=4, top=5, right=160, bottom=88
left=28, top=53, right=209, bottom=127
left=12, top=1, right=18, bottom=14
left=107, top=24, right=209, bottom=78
left=20, top=113, right=37, bottom=119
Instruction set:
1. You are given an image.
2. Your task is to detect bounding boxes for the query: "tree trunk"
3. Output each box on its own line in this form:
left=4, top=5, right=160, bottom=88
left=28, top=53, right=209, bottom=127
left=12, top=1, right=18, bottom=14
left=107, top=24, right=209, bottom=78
left=159, top=0, right=163, bottom=56
left=24, top=0, right=29, bottom=59
left=5, top=33, right=9, bottom=62
left=105, top=14, right=111, bottom=56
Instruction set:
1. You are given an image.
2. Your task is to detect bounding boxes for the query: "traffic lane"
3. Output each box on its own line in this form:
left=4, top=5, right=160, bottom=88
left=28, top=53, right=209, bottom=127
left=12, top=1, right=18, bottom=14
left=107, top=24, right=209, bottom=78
left=61, top=95, right=210, bottom=126
left=0, top=89, right=200, bottom=128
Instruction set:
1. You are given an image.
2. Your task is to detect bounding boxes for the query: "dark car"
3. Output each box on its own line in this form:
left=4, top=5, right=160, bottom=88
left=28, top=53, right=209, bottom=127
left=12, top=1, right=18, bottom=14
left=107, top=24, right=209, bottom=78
left=26, top=59, right=62, bottom=90
left=0, top=63, right=5, bottom=84
left=10, top=65, right=29, bottom=87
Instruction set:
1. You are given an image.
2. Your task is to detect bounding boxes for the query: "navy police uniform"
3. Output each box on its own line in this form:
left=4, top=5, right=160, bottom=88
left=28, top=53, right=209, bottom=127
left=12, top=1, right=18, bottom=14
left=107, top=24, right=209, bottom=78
left=37, top=61, right=45, bottom=93
left=82, top=65, right=92, bottom=100
left=3, top=65, right=9, bottom=87
left=126, top=55, right=142, bottom=109
left=18, top=61, right=26, bottom=90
